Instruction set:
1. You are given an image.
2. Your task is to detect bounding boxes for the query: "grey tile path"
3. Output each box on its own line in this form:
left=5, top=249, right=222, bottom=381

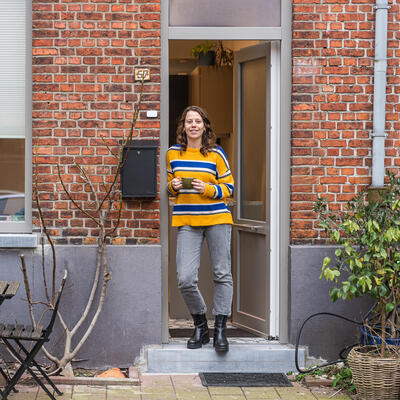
left=7, top=375, right=352, bottom=400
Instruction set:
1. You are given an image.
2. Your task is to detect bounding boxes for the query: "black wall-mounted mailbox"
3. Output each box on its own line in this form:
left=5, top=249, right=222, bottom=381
left=120, top=140, right=158, bottom=198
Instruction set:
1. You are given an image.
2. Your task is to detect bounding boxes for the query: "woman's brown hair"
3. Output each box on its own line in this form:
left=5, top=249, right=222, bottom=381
left=176, top=105, right=216, bottom=156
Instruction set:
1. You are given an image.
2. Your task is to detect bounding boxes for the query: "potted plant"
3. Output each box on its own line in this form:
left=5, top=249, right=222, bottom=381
left=314, top=171, right=400, bottom=399
left=190, top=41, right=215, bottom=66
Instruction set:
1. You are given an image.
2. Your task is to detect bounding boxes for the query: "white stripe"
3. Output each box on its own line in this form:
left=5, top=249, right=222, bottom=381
left=219, top=170, right=232, bottom=179
left=174, top=209, right=230, bottom=215
left=212, top=148, right=229, bottom=169
left=173, top=166, right=217, bottom=175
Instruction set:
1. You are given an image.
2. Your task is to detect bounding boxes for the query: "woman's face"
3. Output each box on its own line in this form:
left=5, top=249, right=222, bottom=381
left=184, top=110, right=205, bottom=148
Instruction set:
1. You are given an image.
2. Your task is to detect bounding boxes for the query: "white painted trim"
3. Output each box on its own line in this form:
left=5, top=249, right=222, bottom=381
left=269, top=41, right=281, bottom=338
left=168, top=27, right=282, bottom=40
left=0, top=234, right=37, bottom=248
left=0, top=0, right=32, bottom=234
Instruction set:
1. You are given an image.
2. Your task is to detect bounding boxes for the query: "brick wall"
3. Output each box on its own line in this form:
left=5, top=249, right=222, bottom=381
left=291, top=0, right=400, bottom=244
left=32, top=0, right=161, bottom=245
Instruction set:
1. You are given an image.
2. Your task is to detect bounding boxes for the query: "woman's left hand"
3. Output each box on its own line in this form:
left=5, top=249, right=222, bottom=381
left=192, top=179, right=206, bottom=194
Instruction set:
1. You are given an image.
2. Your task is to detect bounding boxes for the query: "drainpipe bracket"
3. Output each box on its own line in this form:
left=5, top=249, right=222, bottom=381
left=373, top=5, right=391, bottom=9
left=371, top=131, right=387, bottom=138
left=374, top=59, right=387, bottom=72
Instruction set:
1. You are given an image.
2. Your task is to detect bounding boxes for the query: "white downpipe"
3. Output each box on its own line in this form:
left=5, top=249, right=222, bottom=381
left=371, top=0, right=389, bottom=187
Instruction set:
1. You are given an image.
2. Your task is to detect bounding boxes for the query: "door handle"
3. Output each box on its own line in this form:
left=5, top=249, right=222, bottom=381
left=233, top=223, right=265, bottom=232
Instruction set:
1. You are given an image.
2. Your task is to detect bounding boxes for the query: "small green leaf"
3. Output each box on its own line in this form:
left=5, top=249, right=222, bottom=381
left=323, top=256, right=331, bottom=268
left=333, top=230, right=340, bottom=242
left=386, top=303, right=395, bottom=313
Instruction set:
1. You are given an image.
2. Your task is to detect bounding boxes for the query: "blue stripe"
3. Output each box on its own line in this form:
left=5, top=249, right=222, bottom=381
left=223, top=183, right=234, bottom=196
left=174, top=203, right=227, bottom=213
left=169, top=145, right=182, bottom=151
left=215, top=185, right=223, bottom=199
left=211, top=146, right=230, bottom=170
left=170, top=160, right=216, bottom=170
left=170, top=160, right=217, bottom=175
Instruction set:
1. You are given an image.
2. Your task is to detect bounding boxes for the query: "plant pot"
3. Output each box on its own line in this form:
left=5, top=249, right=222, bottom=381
left=198, top=51, right=215, bottom=66
left=347, top=345, right=400, bottom=400
left=361, top=325, right=400, bottom=347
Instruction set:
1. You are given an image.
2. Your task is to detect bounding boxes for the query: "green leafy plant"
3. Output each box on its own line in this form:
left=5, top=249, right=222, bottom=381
left=290, top=364, right=355, bottom=393
left=190, top=41, right=214, bottom=59
left=314, top=171, right=400, bottom=356
left=332, top=365, right=355, bottom=393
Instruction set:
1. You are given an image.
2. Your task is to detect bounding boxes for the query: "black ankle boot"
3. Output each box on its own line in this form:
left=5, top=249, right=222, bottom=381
left=213, top=315, right=229, bottom=353
left=187, top=314, right=210, bottom=349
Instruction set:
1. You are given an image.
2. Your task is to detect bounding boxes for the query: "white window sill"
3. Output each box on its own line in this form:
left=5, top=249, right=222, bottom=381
left=0, top=234, right=38, bottom=248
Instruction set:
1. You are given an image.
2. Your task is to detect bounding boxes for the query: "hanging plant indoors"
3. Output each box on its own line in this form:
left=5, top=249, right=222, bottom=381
left=215, top=41, right=233, bottom=67
left=314, top=171, right=400, bottom=400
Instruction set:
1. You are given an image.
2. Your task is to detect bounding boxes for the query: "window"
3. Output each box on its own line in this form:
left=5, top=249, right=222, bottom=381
left=0, top=0, right=31, bottom=233
left=169, top=0, right=280, bottom=27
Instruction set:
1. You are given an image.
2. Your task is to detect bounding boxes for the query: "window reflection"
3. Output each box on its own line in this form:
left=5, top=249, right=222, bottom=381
left=0, top=139, right=25, bottom=222
left=240, top=57, right=266, bottom=221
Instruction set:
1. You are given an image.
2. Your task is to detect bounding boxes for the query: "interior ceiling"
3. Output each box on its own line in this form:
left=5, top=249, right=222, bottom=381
left=169, top=40, right=260, bottom=75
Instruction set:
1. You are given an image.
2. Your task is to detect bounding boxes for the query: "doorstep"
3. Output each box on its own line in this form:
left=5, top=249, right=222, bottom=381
left=141, top=341, right=307, bottom=374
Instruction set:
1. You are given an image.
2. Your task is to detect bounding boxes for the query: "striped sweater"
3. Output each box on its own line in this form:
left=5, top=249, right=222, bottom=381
left=167, top=145, right=234, bottom=227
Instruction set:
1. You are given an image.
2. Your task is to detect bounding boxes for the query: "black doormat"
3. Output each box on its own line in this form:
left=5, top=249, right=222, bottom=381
left=199, top=372, right=292, bottom=387
left=169, top=328, right=257, bottom=338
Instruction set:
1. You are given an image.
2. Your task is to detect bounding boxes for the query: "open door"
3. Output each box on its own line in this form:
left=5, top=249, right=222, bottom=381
left=232, top=43, right=271, bottom=337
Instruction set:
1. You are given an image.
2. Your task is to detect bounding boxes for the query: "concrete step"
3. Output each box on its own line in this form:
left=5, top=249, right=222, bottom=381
left=143, top=342, right=307, bottom=373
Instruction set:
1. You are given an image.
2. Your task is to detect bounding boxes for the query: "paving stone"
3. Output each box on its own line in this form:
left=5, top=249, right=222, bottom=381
left=107, top=385, right=141, bottom=399
left=175, top=387, right=210, bottom=394
left=312, top=391, right=351, bottom=400
left=176, top=390, right=211, bottom=400
left=209, top=395, right=246, bottom=400
left=8, top=390, right=38, bottom=400
left=242, top=387, right=281, bottom=399
left=141, top=386, right=176, bottom=395
left=36, top=384, right=71, bottom=400
left=72, top=384, right=106, bottom=400
left=140, top=374, right=173, bottom=387
left=208, top=387, right=243, bottom=395
left=140, top=394, right=177, bottom=400
left=53, top=391, right=74, bottom=400
left=73, top=385, right=107, bottom=394
left=171, top=374, right=203, bottom=387
left=276, top=387, right=317, bottom=400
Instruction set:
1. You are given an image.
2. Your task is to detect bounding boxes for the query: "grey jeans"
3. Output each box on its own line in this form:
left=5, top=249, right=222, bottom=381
left=176, top=224, right=233, bottom=316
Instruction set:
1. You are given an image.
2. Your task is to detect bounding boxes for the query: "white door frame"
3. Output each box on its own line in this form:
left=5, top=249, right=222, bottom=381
left=160, top=0, right=292, bottom=343
left=269, top=41, right=281, bottom=337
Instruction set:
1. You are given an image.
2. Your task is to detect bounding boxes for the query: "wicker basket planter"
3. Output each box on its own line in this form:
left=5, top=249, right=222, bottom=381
left=348, top=346, right=400, bottom=400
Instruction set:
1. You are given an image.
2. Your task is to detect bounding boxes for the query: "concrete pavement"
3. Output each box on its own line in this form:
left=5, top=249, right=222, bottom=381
left=8, top=374, right=352, bottom=399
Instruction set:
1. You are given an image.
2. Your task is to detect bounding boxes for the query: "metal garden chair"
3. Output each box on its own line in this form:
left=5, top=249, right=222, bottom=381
left=0, top=270, right=67, bottom=400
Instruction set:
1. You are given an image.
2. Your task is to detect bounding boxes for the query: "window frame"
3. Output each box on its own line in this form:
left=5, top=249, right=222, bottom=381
left=0, top=0, right=32, bottom=234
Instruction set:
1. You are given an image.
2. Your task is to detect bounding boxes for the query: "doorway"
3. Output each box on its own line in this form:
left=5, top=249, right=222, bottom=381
left=167, top=40, right=278, bottom=339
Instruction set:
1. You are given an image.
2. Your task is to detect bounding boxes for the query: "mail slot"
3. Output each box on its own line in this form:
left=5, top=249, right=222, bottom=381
left=120, top=140, right=158, bottom=198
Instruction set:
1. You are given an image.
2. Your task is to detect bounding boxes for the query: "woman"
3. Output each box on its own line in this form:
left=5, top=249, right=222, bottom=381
left=166, top=105, right=234, bottom=353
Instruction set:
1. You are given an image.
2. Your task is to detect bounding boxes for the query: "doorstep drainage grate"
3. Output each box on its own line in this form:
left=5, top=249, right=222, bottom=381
left=199, top=372, right=293, bottom=387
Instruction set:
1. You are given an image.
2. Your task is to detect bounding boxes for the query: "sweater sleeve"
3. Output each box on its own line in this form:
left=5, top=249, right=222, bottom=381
left=204, top=147, right=234, bottom=200
left=166, top=150, right=179, bottom=196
